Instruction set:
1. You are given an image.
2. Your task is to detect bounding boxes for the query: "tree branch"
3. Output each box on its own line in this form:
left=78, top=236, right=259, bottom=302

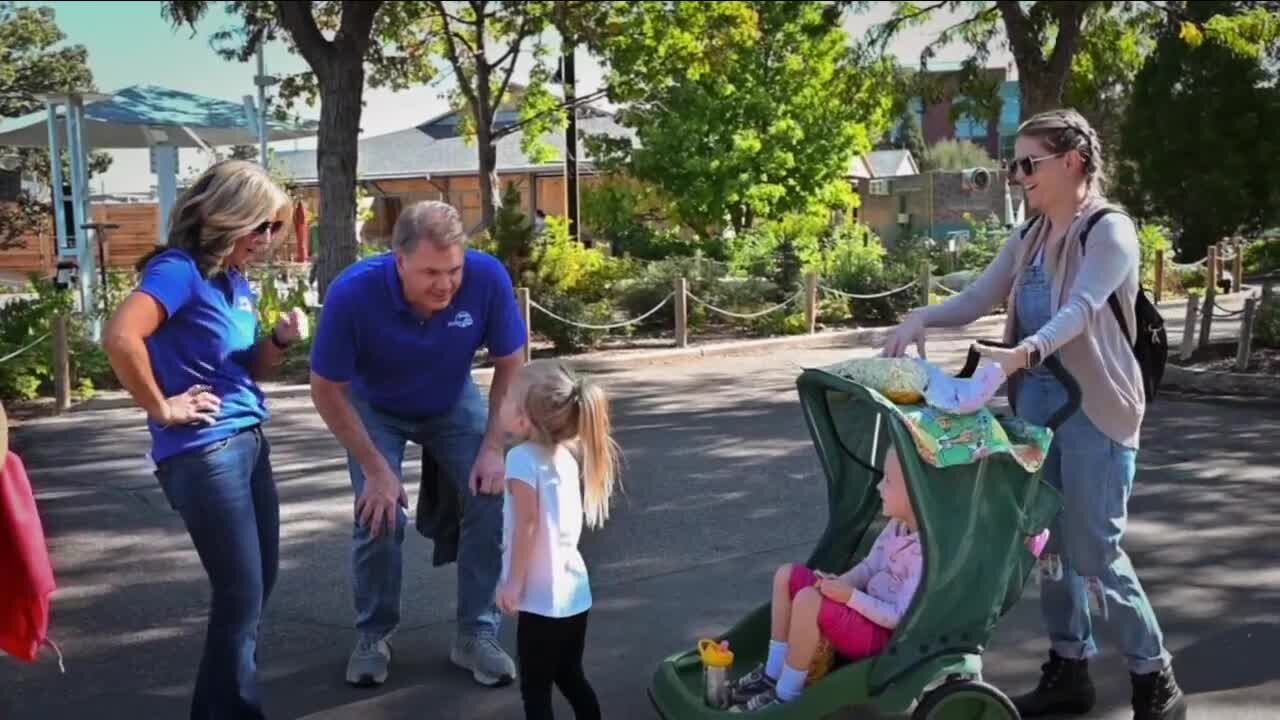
left=996, top=0, right=1047, bottom=71
left=873, top=0, right=950, bottom=47
left=433, top=2, right=480, bottom=111
left=494, top=36, right=525, bottom=110
left=336, top=0, right=382, bottom=58
left=276, top=1, right=332, bottom=73
left=491, top=87, right=609, bottom=141
left=1045, top=1, right=1093, bottom=83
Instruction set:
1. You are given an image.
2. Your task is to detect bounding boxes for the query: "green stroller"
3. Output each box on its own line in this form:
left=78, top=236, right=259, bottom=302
left=650, top=348, right=1079, bottom=719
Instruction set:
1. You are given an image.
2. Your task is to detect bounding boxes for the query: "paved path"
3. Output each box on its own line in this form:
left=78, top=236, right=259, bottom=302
left=4, top=303, right=1278, bottom=719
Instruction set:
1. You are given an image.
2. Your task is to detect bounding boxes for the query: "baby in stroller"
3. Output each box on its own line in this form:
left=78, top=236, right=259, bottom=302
left=728, top=443, right=921, bottom=713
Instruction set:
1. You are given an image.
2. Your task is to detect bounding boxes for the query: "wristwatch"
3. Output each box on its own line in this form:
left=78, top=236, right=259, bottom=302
left=1025, top=345, right=1042, bottom=369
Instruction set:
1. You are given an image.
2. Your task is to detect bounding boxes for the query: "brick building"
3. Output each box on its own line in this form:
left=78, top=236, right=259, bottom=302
left=906, top=62, right=1022, bottom=162
left=854, top=166, right=1019, bottom=247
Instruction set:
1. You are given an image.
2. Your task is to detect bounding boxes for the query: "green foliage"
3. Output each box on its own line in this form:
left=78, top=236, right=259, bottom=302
left=1256, top=298, right=1280, bottom=348
left=1063, top=6, right=1158, bottom=161
left=533, top=293, right=613, bottom=355
left=1118, top=1, right=1280, bottom=261
left=525, top=216, right=628, bottom=302
left=580, top=178, right=696, bottom=260
left=491, top=184, right=536, bottom=281
left=1245, top=239, right=1280, bottom=275
left=251, top=265, right=310, bottom=336
left=954, top=214, right=1004, bottom=273
left=589, top=1, right=895, bottom=236
left=1137, top=224, right=1172, bottom=289
left=0, top=278, right=114, bottom=402
left=922, top=139, right=994, bottom=172
left=819, top=223, right=916, bottom=323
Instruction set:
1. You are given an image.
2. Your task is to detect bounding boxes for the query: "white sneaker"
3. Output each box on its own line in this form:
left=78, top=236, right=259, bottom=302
left=450, top=635, right=516, bottom=688
left=346, top=637, right=392, bottom=687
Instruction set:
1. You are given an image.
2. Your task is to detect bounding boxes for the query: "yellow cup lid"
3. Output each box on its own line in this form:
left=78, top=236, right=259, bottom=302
left=698, top=639, right=734, bottom=668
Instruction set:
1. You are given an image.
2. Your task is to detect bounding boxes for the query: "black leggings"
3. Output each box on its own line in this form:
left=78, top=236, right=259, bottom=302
left=517, top=610, right=602, bottom=720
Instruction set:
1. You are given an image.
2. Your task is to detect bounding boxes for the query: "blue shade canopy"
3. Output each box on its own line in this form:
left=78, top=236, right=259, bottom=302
left=0, top=84, right=317, bottom=149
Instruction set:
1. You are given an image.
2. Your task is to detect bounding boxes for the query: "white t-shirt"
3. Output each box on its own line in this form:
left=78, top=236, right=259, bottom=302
left=500, top=442, right=592, bottom=618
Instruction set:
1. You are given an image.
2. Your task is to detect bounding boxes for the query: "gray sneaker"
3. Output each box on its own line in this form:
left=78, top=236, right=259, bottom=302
left=729, top=663, right=776, bottom=705
left=346, top=637, right=392, bottom=687
left=730, top=687, right=784, bottom=713
left=450, top=635, right=517, bottom=687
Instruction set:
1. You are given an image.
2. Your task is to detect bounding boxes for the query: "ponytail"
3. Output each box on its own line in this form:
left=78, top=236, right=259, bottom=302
left=574, top=377, right=620, bottom=529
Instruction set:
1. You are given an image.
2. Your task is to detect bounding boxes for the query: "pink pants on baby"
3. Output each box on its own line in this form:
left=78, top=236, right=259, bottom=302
left=787, top=565, right=893, bottom=661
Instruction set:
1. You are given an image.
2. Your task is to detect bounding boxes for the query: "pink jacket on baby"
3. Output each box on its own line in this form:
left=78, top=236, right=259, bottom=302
left=837, top=519, right=922, bottom=629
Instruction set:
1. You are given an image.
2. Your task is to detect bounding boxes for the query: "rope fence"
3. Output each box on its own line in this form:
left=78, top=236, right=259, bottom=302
left=529, top=292, right=674, bottom=330
left=0, top=331, right=50, bottom=365
left=930, top=278, right=961, bottom=297
left=818, top=280, right=918, bottom=300
left=686, top=289, right=803, bottom=319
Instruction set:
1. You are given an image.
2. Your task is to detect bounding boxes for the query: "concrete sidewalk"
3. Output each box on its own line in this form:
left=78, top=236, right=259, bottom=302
left=4, top=316, right=1278, bottom=719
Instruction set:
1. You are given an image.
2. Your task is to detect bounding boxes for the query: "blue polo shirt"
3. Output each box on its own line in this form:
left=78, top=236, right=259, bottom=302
left=310, top=250, right=526, bottom=418
left=137, top=250, right=268, bottom=462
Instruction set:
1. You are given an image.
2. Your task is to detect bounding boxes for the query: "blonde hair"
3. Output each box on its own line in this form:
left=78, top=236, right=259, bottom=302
left=139, top=159, right=291, bottom=277
left=516, top=360, right=620, bottom=529
left=1017, top=108, right=1106, bottom=194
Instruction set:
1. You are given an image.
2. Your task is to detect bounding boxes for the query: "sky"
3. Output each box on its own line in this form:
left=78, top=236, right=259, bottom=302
left=13, top=1, right=1012, bottom=194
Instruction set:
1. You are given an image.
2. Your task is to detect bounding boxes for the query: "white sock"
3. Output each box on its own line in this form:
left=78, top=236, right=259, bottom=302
left=765, top=640, right=788, bottom=680
left=776, top=662, right=808, bottom=701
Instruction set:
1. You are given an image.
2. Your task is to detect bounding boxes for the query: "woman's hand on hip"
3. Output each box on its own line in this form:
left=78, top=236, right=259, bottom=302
left=159, top=385, right=221, bottom=427
left=880, top=311, right=927, bottom=359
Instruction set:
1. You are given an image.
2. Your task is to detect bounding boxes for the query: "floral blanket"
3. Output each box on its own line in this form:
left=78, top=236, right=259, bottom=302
left=826, top=362, right=1053, bottom=473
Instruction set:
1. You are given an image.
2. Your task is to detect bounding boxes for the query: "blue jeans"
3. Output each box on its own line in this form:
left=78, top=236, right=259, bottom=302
left=348, top=380, right=501, bottom=641
left=156, top=426, right=278, bottom=720
left=1016, top=367, right=1171, bottom=675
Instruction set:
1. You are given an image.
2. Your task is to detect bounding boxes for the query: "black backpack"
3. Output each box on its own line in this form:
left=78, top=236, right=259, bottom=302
left=1079, top=208, right=1168, bottom=403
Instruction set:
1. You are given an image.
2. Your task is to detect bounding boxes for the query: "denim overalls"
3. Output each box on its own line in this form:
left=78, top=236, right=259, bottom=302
left=1014, top=253, right=1171, bottom=674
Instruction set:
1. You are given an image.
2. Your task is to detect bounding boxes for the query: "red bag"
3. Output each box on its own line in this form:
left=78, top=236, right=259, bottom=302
left=0, top=450, right=58, bottom=663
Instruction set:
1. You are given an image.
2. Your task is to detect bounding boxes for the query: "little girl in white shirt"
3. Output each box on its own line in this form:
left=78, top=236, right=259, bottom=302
left=495, top=360, right=620, bottom=720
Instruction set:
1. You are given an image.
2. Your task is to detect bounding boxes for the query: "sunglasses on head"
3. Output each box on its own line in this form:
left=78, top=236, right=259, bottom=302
left=1005, top=151, right=1068, bottom=179
left=251, top=220, right=284, bottom=236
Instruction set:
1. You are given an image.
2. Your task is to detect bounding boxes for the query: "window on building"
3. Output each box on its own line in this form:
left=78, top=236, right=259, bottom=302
left=953, top=95, right=986, bottom=140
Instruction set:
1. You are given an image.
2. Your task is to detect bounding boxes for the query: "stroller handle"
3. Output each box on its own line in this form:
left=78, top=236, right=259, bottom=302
left=957, top=339, right=1082, bottom=432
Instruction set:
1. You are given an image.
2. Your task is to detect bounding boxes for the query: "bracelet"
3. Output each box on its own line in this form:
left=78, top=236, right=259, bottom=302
left=270, top=328, right=290, bottom=350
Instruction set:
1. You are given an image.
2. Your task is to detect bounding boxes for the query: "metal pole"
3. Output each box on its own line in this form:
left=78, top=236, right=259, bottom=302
left=45, top=102, right=69, bottom=255
left=66, top=95, right=96, bottom=335
left=257, top=45, right=269, bottom=167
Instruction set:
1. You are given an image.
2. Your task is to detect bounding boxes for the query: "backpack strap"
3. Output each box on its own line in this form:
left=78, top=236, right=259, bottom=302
left=1079, top=207, right=1133, bottom=346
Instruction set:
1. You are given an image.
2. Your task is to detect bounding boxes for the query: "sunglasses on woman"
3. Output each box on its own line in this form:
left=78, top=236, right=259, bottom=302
left=251, top=220, right=285, bottom=236
left=1005, top=151, right=1068, bottom=179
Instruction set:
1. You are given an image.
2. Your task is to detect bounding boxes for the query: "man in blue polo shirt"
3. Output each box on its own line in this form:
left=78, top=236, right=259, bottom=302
left=310, top=201, right=525, bottom=689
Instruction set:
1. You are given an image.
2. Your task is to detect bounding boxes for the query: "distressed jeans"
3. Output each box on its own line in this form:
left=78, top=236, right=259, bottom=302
left=156, top=426, right=278, bottom=720
left=347, top=380, right=502, bottom=642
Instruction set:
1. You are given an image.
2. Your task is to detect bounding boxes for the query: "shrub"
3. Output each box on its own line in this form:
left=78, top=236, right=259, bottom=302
left=954, top=213, right=1005, bottom=273
left=1137, top=224, right=1172, bottom=289
left=490, top=184, right=536, bottom=281
left=1245, top=239, right=1280, bottom=276
left=532, top=292, right=614, bottom=354
left=819, top=226, right=916, bottom=324
left=0, top=277, right=117, bottom=402
left=922, top=139, right=995, bottom=171
left=1256, top=299, right=1280, bottom=349
left=525, top=216, right=630, bottom=303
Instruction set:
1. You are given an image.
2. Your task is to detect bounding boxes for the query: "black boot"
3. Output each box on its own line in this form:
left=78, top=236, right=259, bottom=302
left=1012, top=651, right=1097, bottom=717
left=1131, top=665, right=1187, bottom=720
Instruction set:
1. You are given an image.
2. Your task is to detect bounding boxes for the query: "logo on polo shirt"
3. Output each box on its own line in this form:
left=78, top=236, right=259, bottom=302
left=447, top=310, right=474, bottom=329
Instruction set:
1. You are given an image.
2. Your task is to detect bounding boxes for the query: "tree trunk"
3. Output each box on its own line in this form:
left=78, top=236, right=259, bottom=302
left=315, top=58, right=365, bottom=300
left=1019, top=75, right=1067, bottom=119
left=477, top=125, right=501, bottom=237
left=475, top=60, right=501, bottom=236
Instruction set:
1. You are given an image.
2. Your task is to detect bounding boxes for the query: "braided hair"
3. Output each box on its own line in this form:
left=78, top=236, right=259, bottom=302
left=1017, top=109, right=1107, bottom=194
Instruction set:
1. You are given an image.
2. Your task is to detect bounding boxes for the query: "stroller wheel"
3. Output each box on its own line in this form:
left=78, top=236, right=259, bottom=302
left=911, top=678, right=1019, bottom=720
